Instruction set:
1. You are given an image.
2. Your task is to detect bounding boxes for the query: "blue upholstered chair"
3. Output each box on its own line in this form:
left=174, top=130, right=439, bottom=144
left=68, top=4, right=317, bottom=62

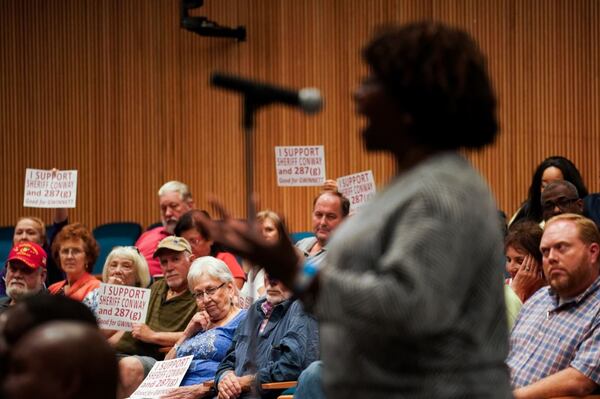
left=92, top=222, right=143, bottom=275
left=0, top=225, right=15, bottom=262
left=290, top=231, right=314, bottom=245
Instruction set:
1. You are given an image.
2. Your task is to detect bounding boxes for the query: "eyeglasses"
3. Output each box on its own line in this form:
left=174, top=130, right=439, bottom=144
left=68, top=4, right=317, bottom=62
left=191, top=282, right=225, bottom=299
left=542, top=197, right=578, bottom=212
left=186, top=237, right=205, bottom=246
left=59, top=247, right=84, bottom=257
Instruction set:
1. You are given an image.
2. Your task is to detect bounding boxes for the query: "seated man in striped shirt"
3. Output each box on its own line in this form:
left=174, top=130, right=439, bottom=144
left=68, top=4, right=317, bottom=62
left=507, top=213, right=600, bottom=398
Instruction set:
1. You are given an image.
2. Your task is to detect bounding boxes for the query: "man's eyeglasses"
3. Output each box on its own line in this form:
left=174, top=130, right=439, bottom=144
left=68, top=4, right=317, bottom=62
left=542, top=197, right=578, bottom=212
left=191, top=282, right=226, bottom=299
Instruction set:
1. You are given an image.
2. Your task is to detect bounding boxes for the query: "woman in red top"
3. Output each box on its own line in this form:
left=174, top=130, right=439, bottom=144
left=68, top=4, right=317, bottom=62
left=175, top=210, right=246, bottom=289
left=48, top=223, right=100, bottom=301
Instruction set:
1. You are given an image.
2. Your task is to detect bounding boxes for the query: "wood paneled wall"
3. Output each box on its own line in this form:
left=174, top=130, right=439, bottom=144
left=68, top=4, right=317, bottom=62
left=1, top=0, right=599, bottom=232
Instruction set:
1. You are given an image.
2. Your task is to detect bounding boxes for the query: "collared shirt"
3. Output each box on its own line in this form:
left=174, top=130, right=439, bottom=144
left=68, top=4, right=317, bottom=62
left=115, top=278, right=197, bottom=359
left=295, top=237, right=327, bottom=268
left=215, top=298, right=319, bottom=395
left=135, top=226, right=171, bottom=276
left=507, top=275, right=600, bottom=387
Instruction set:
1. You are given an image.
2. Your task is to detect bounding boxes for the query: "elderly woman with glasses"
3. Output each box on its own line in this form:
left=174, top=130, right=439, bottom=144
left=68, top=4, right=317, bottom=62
left=159, top=256, right=246, bottom=399
left=48, top=223, right=101, bottom=301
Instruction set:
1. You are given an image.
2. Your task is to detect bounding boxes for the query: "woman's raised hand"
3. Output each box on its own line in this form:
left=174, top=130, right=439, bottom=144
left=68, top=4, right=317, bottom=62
left=510, top=254, right=546, bottom=302
left=196, top=199, right=302, bottom=289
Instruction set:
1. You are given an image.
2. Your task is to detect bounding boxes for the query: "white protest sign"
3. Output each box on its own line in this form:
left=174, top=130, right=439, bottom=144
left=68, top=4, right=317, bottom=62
left=130, top=356, right=194, bottom=398
left=96, top=283, right=151, bottom=331
left=336, top=170, right=377, bottom=213
left=275, top=145, right=326, bottom=186
left=23, top=169, right=78, bottom=208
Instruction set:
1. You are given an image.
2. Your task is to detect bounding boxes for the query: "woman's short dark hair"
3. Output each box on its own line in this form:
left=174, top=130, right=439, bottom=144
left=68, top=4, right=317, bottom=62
left=504, top=221, right=543, bottom=264
left=174, top=209, right=223, bottom=256
left=362, top=21, right=498, bottom=150
left=521, top=156, right=589, bottom=222
left=52, top=223, right=99, bottom=272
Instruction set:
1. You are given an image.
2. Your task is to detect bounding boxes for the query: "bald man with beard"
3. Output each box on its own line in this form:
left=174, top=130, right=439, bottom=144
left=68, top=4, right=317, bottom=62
left=2, top=321, right=118, bottom=399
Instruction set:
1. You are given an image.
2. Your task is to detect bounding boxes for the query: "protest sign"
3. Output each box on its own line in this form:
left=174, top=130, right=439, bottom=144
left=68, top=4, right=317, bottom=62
left=275, top=145, right=326, bottom=186
left=23, top=169, right=78, bottom=208
left=96, top=283, right=151, bottom=331
left=130, top=356, right=194, bottom=398
left=336, top=170, right=376, bottom=213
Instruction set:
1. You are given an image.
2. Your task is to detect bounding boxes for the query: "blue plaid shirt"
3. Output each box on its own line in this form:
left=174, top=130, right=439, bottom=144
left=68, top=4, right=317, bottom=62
left=507, top=275, right=600, bottom=388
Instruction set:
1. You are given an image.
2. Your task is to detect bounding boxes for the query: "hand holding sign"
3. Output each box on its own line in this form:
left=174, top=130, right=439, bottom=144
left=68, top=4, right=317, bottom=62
left=336, top=171, right=377, bottom=214
left=275, top=146, right=326, bottom=186
left=130, top=356, right=194, bottom=398
left=96, top=283, right=151, bottom=331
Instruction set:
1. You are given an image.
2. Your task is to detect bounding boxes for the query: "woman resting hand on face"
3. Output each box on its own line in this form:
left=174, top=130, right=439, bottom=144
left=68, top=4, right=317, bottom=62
left=159, top=257, right=246, bottom=399
left=505, top=221, right=546, bottom=303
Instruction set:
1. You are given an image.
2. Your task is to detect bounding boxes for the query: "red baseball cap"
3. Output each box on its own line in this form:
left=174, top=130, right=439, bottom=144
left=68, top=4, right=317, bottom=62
left=6, top=242, right=47, bottom=270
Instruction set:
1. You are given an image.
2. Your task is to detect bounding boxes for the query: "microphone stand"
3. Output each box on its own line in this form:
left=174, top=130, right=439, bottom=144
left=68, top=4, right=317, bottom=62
left=241, top=94, right=269, bottom=399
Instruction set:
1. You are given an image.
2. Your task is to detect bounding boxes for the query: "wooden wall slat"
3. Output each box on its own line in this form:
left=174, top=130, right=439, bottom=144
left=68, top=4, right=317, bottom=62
left=1, top=0, right=599, bottom=233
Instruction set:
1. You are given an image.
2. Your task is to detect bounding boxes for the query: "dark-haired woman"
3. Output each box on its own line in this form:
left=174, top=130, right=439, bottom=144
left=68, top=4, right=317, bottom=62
left=510, top=156, right=588, bottom=226
left=175, top=210, right=246, bottom=289
left=198, top=22, right=510, bottom=398
left=505, top=221, right=546, bottom=303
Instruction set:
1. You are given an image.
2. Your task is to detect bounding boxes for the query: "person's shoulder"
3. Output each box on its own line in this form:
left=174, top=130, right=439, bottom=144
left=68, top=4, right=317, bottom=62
left=136, top=226, right=168, bottom=243
left=520, top=286, right=551, bottom=312
left=287, top=298, right=314, bottom=318
left=149, top=278, right=167, bottom=293
left=295, top=237, right=317, bottom=251
left=231, top=308, right=248, bottom=325
left=216, top=252, right=242, bottom=268
left=85, top=276, right=101, bottom=289
left=48, top=280, right=66, bottom=293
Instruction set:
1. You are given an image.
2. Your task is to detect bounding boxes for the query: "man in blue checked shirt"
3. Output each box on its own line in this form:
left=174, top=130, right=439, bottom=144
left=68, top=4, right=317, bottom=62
left=507, top=213, right=600, bottom=398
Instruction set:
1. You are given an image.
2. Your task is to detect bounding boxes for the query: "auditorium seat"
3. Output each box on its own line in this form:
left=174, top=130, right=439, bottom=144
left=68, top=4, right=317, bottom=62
left=0, top=225, right=15, bottom=261
left=92, top=222, right=143, bottom=274
left=262, top=381, right=297, bottom=398
left=290, top=231, right=314, bottom=244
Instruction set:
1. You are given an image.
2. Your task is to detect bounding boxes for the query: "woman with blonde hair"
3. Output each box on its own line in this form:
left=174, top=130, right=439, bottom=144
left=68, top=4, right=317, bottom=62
left=83, top=245, right=151, bottom=343
left=238, top=210, right=287, bottom=309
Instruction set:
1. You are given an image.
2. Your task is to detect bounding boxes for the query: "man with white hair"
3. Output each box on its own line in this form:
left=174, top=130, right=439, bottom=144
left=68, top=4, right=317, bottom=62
left=0, top=242, right=47, bottom=313
left=135, top=181, right=195, bottom=276
left=215, top=274, right=319, bottom=399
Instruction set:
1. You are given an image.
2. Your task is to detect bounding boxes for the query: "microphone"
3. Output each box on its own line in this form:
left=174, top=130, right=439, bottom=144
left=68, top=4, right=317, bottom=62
left=211, top=73, right=323, bottom=114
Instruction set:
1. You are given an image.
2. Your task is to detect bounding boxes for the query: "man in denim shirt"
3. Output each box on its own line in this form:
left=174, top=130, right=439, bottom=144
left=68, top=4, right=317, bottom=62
left=215, top=274, right=319, bottom=399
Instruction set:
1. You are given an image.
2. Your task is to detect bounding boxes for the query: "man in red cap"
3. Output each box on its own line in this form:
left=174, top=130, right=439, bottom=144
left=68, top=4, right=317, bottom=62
left=0, top=241, right=47, bottom=313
